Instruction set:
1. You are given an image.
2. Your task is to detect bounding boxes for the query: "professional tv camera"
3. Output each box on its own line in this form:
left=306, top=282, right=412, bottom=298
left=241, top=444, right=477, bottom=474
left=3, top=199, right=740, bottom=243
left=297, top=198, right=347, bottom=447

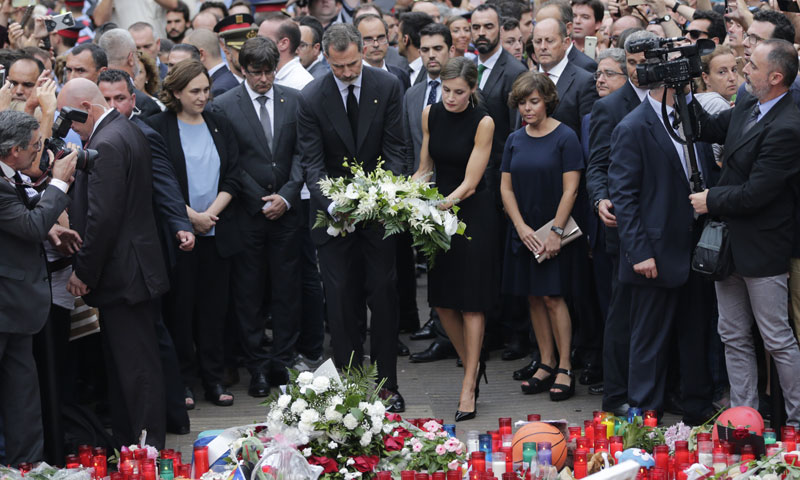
left=40, top=107, right=98, bottom=174
left=625, top=36, right=716, bottom=193
left=627, top=37, right=716, bottom=89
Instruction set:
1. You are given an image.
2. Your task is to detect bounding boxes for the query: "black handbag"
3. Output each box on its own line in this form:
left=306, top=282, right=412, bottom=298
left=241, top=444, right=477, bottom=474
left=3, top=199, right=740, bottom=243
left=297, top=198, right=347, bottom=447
left=691, top=219, right=733, bottom=280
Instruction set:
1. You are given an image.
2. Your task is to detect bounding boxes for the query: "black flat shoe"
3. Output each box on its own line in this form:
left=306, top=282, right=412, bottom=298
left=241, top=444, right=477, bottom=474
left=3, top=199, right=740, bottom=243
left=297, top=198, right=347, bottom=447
left=521, top=364, right=556, bottom=394
left=513, top=359, right=540, bottom=381
left=205, top=384, right=234, bottom=407
left=549, top=368, right=575, bottom=402
left=184, top=387, right=195, bottom=410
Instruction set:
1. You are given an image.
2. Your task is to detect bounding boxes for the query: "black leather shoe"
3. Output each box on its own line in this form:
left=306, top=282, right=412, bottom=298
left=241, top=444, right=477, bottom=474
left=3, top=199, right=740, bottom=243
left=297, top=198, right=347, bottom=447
left=248, top=372, right=270, bottom=397
left=588, top=383, right=604, bottom=395
left=398, top=340, right=410, bottom=356
left=268, top=367, right=289, bottom=387
left=513, top=359, right=540, bottom=381
left=379, top=388, right=405, bottom=413
left=409, top=339, right=455, bottom=363
left=205, top=384, right=234, bottom=407
left=502, top=339, right=530, bottom=361
left=410, top=319, right=436, bottom=340
left=168, top=423, right=191, bottom=435
left=579, top=364, right=603, bottom=385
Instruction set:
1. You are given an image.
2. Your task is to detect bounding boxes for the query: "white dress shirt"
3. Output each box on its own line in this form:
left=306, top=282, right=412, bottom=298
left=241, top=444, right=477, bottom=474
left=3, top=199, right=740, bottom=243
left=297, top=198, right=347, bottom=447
left=477, top=47, right=503, bottom=90
left=275, top=56, right=314, bottom=91
left=423, top=74, right=442, bottom=106
left=538, top=53, right=569, bottom=85
left=363, top=59, right=389, bottom=72
left=631, top=80, right=649, bottom=102
left=245, top=81, right=274, bottom=138
left=647, top=94, right=703, bottom=182
left=208, top=62, right=225, bottom=78
left=333, top=72, right=362, bottom=111
left=408, top=56, right=424, bottom=85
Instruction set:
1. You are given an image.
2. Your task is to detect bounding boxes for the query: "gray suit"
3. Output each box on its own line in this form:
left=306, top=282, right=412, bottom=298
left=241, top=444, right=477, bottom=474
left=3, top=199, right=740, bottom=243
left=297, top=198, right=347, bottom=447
left=307, top=57, right=330, bottom=79
left=0, top=178, right=70, bottom=464
left=401, top=80, right=427, bottom=175
left=385, top=46, right=408, bottom=70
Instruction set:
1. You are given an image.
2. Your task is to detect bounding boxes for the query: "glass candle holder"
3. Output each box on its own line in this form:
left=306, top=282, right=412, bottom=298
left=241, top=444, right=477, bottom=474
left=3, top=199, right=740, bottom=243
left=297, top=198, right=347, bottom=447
left=610, top=436, right=624, bottom=459
left=499, top=418, right=512, bottom=436
left=764, top=428, right=777, bottom=445
left=401, top=471, right=416, bottom=480
left=527, top=414, right=541, bottom=421
left=574, top=449, right=588, bottom=480
left=471, top=451, right=486, bottom=473
left=654, top=445, right=669, bottom=470
left=192, top=446, right=209, bottom=479
left=674, top=441, right=689, bottom=466
left=538, top=442, right=552, bottom=467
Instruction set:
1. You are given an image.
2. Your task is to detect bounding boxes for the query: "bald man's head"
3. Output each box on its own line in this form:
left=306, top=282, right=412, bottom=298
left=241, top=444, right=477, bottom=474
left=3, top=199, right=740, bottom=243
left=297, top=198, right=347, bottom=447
left=193, top=11, right=220, bottom=31
left=185, top=28, right=223, bottom=66
left=57, top=79, right=110, bottom=141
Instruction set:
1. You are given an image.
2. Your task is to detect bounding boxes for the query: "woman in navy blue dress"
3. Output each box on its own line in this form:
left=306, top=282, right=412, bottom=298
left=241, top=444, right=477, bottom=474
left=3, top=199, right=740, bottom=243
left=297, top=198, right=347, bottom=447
left=500, top=72, right=583, bottom=402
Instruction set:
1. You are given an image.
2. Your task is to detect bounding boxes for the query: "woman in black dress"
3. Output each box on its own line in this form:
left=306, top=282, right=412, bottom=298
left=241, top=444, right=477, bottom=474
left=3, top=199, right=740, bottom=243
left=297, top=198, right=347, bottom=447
left=500, top=72, right=583, bottom=401
left=412, top=57, right=496, bottom=421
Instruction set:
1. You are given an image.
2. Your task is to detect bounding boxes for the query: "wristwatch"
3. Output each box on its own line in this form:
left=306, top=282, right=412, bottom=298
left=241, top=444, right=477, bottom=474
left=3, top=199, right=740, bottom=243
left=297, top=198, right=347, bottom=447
left=656, top=14, right=673, bottom=23
left=551, top=225, right=565, bottom=236
left=671, top=1, right=682, bottom=12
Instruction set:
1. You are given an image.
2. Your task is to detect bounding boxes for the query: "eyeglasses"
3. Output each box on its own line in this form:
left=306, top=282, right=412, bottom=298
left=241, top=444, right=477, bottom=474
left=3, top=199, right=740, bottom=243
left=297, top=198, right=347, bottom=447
left=743, top=32, right=763, bottom=45
left=362, top=35, right=388, bottom=46
left=245, top=69, right=275, bottom=78
left=687, top=29, right=708, bottom=40
left=593, top=69, right=626, bottom=80
left=28, top=139, right=42, bottom=152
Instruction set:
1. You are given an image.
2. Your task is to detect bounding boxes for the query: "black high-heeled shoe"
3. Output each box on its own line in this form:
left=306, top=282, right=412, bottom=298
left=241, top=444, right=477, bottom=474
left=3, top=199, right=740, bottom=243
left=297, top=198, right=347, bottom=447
left=521, top=364, right=556, bottom=394
left=549, top=368, right=575, bottom=401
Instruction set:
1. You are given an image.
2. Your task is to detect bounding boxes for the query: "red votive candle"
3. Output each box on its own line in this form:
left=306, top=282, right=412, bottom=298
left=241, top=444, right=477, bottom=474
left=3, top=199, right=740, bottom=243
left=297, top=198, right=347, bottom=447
left=651, top=467, right=666, bottom=480
left=610, top=436, right=624, bottom=459
left=740, top=445, right=755, bottom=462
left=569, top=426, right=582, bottom=442
left=527, top=414, right=541, bottom=421
left=111, top=473, right=125, bottom=480
left=595, top=438, right=609, bottom=453
left=446, top=470, right=461, bottom=480
left=654, top=445, right=669, bottom=471
left=501, top=446, right=513, bottom=472
left=674, top=441, right=689, bottom=466
left=178, top=464, right=192, bottom=478
left=677, top=464, right=691, bottom=480
left=401, top=471, right=416, bottom=480
left=471, top=451, right=486, bottom=473
left=782, top=426, right=796, bottom=441
left=584, top=421, right=595, bottom=445
left=66, top=454, right=81, bottom=469
left=141, top=462, right=156, bottom=480
left=644, top=411, right=658, bottom=427
left=79, top=445, right=93, bottom=468
left=193, top=446, right=209, bottom=479
left=377, top=473, right=393, bottom=480
left=576, top=436, right=591, bottom=451
left=784, top=430, right=797, bottom=452
left=574, top=449, right=588, bottom=479
left=499, top=418, right=512, bottom=436
left=416, top=473, right=430, bottom=480
left=432, top=472, right=446, bottom=480
left=594, top=423, right=608, bottom=441
left=93, top=454, right=108, bottom=479
left=502, top=474, right=517, bottom=480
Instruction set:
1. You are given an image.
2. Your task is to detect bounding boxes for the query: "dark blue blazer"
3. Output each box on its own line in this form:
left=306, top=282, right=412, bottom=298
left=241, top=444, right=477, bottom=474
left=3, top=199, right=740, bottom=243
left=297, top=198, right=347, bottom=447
left=210, top=64, right=240, bottom=98
left=387, top=64, right=411, bottom=93
left=608, top=99, right=718, bottom=288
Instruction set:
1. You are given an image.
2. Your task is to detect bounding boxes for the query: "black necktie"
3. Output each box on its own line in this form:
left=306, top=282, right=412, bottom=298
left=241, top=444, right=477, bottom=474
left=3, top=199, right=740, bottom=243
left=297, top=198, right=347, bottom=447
left=346, top=84, right=359, bottom=142
left=741, top=104, right=761, bottom=135
left=12, top=172, right=31, bottom=209
left=427, top=80, right=439, bottom=105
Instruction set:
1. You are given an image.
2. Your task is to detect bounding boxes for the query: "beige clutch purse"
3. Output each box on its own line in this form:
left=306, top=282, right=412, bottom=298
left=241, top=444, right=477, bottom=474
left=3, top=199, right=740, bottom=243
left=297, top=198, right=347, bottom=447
left=533, top=216, right=583, bottom=263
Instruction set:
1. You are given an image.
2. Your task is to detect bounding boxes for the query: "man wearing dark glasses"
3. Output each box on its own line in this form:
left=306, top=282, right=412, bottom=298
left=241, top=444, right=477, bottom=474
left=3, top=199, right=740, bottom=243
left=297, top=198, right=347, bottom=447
left=686, top=10, right=726, bottom=44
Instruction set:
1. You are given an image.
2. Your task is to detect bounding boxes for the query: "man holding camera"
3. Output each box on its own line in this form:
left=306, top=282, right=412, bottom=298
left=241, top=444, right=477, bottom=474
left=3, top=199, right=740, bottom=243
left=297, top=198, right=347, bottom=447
left=690, top=39, right=800, bottom=427
left=0, top=110, right=76, bottom=466
left=608, top=40, right=718, bottom=424
left=57, top=78, right=170, bottom=448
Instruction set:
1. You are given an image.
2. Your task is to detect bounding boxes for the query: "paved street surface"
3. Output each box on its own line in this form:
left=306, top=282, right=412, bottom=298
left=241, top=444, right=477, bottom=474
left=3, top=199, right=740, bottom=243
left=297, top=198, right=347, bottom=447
left=165, top=275, right=680, bottom=453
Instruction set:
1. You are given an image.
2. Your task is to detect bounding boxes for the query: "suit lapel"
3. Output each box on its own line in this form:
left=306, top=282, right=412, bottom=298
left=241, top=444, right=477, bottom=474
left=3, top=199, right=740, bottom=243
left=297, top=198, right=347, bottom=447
left=643, top=102, right=689, bottom=188
left=165, top=113, right=190, bottom=200
left=321, top=75, right=356, bottom=153
left=357, top=69, right=379, bottom=151
left=235, top=83, right=271, bottom=155
left=85, top=109, right=120, bottom=148
left=623, top=82, right=641, bottom=111
left=412, top=83, right=425, bottom=128
left=723, top=96, right=784, bottom=157
left=482, top=50, right=506, bottom=95
left=556, top=65, right=576, bottom=100
left=272, top=86, right=285, bottom=157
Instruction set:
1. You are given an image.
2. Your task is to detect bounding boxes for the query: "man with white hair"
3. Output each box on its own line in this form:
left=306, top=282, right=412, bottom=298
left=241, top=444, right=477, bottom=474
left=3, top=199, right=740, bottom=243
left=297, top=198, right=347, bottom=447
left=98, top=28, right=163, bottom=118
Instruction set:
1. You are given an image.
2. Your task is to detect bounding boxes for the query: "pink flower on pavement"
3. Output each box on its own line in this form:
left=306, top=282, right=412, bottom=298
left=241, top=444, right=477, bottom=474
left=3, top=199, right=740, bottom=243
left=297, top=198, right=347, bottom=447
left=423, top=420, right=442, bottom=432
left=435, top=445, right=447, bottom=455
left=412, top=441, right=423, bottom=453
left=425, top=432, right=436, bottom=441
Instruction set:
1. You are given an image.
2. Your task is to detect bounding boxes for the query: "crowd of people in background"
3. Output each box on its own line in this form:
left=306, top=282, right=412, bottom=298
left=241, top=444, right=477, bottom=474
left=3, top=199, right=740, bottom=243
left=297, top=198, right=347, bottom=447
left=2, top=0, right=800, bottom=469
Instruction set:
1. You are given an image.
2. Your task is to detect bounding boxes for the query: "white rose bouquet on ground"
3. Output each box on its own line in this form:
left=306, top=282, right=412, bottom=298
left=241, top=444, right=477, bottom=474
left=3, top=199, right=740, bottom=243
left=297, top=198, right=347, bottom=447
left=314, top=160, right=467, bottom=267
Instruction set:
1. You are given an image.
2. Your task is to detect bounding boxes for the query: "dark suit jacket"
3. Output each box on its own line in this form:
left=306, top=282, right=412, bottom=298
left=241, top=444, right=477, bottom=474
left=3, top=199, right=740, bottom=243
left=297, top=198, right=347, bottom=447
left=696, top=92, right=800, bottom=277
left=131, top=116, right=192, bottom=267
left=308, top=58, right=330, bottom=79
left=402, top=80, right=427, bottom=175
left=479, top=48, right=527, bottom=170
left=551, top=60, right=599, bottom=138
left=586, top=81, right=642, bottom=205
left=0, top=181, right=70, bottom=334
left=412, top=65, right=428, bottom=86
left=609, top=100, right=717, bottom=288
left=210, top=64, right=240, bottom=98
left=146, top=110, right=243, bottom=258
left=70, top=110, right=169, bottom=307
left=211, top=83, right=303, bottom=217
left=568, top=46, right=598, bottom=73
left=135, top=88, right=162, bottom=119
left=158, top=60, right=168, bottom=80
left=385, top=46, right=408, bottom=70
left=298, top=66, right=405, bottom=245
left=388, top=64, right=411, bottom=92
